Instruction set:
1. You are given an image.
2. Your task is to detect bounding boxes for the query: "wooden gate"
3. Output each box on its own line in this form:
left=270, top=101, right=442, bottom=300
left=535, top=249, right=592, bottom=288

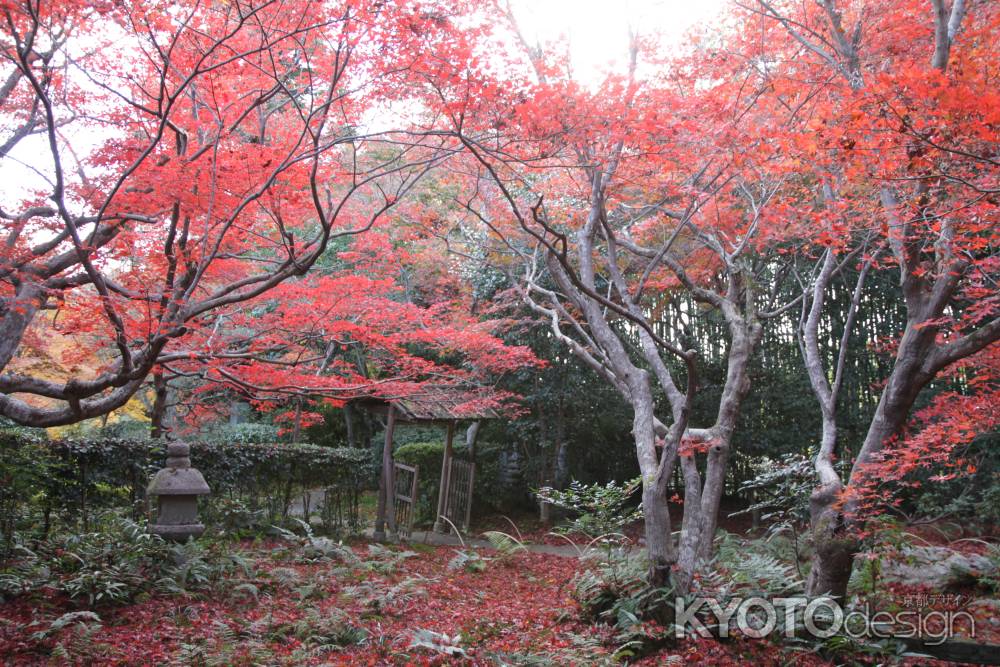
left=443, top=459, right=475, bottom=532
left=392, top=462, right=418, bottom=540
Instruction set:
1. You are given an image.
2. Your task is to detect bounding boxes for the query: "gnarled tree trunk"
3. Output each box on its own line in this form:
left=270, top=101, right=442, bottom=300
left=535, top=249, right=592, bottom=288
left=805, top=480, right=855, bottom=600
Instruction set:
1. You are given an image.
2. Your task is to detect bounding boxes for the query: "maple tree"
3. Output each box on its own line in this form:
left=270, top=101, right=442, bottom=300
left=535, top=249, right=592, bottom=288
left=865, top=345, right=999, bottom=497
left=407, top=3, right=830, bottom=593
left=0, top=0, right=538, bottom=427
left=725, top=0, right=1000, bottom=598
left=157, top=226, right=539, bottom=438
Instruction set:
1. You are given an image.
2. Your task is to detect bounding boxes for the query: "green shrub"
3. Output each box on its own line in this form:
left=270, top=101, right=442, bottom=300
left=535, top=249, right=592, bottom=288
left=712, top=532, right=804, bottom=597
left=1, top=431, right=53, bottom=559
left=571, top=551, right=672, bottom=658
left=2, top=514, right=172, bottom=606
left=537, top=477, right=642, bottom=538
left=0, top=432, right=375, bottom=540
left=1, top=513, right=266, bottom=608
left=572, top=552, right=649, bottom=623
left=188, top=440, right=373, bottom=533
left=203, top=422, right=281, bottom=445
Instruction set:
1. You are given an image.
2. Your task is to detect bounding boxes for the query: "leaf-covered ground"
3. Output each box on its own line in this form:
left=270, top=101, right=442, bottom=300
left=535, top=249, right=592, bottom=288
left=1, top=537, right=994, bottom=665
left=0, top=538, right=813, bottom=665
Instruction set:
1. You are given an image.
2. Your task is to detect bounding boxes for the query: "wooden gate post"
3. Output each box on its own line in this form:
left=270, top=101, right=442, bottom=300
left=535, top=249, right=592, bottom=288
left=463, top=462, right=475, bottom=532
left=374, top=405, right=396, bottom=541
left=433, top=420, right=456, bottom=533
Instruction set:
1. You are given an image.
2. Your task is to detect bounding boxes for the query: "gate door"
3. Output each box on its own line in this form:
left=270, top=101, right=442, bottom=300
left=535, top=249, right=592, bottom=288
left=444, top=459, right=475, bottom=532
left=392, top=462, right=418, bottom=540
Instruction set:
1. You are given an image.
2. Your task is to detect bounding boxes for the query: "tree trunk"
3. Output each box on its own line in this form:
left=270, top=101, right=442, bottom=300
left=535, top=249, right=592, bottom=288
left=691, top=323, right=755, bottom=563
left=675, top=455, right=704, bottom=593
left=344, top=403, right=356, bottom=448
left=0, top=282, right=43, bottom=372
left=643, top=481, right=676, bottom=589
left=798, top=248, right=874, bottom=599
left=150, top=372, right=169, bottom=440
left=465, top=420, right=480, bottom=453
left=697, top=441, right=730, bottom=561
left=374, top=407, right=396, bottom=541
left=804, top=412, right=856, bottom=599
left=554, top=397, right=568, bottom=487
left=847, top=357, right=929, bottom=490
left=805, top=481, right=856, bottom=600
left=811, top=325, right=938, bottom=593
left=630, top=376, right=678, bottom=591
left=291, top=398, right=302, bottom=444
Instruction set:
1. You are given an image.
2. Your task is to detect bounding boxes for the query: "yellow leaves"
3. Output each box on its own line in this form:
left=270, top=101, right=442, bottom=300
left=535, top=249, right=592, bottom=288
left=47, top=395, right=152, bottom=439
left=10, top=311, right=153, bottom=437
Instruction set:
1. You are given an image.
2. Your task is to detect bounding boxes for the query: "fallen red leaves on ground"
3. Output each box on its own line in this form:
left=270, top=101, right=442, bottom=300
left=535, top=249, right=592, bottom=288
left=2, top=539, right=992, bottom=665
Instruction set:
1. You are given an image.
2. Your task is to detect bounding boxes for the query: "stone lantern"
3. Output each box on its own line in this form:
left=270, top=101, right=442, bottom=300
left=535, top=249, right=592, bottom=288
left=147, top=441, right=210, bottom=541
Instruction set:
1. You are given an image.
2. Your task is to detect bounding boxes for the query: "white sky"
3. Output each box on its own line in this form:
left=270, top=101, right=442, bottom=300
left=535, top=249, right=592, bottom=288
left=510, top=0, right=726, bottom=81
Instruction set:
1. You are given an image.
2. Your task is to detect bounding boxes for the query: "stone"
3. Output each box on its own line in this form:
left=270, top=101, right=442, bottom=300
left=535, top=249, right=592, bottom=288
left=880, top=545, right=995, bottom=589
left=147, top=441, right=210, bottom=541
left=147, top=467, right=210, bottom=495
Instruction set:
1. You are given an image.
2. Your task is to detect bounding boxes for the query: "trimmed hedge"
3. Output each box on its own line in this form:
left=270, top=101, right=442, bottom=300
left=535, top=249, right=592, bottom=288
left=0, top=432, right=375, bottom=554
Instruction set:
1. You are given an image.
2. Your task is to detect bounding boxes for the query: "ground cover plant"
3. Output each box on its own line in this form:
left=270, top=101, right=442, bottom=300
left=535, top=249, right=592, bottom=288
left=3, top=513, right=997, bottom=665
